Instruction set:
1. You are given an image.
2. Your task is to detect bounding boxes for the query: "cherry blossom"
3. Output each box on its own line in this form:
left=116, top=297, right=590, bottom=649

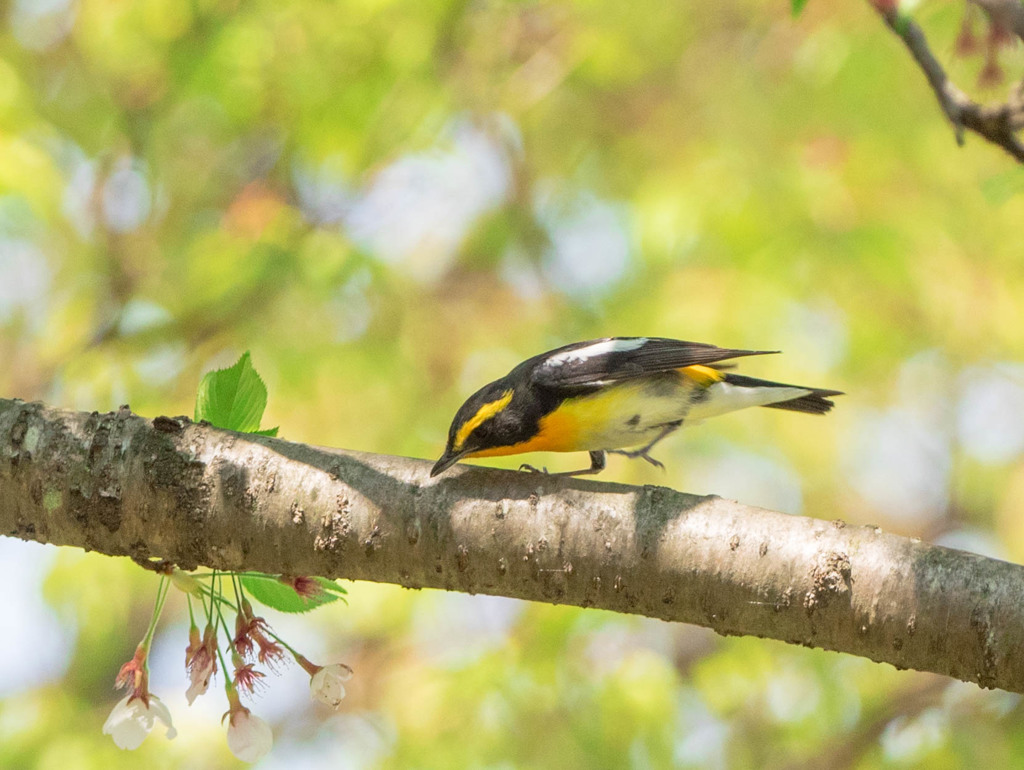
left=310, top=663, right=354, bottom=708
left=103, top=694, right=177, bottom=750
left=185, top=623, right=218, bottom=704
left=223, top=686, right=273, bottom=763
left=294, top=653, right=354, bottom=709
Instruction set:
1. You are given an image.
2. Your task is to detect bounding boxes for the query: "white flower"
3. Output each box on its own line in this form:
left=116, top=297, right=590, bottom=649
left=102, top=694, right=177, bottom=750
left=185, top=624, right=218, bottom=705
left=310, top=663, right=353, bottom=709
left=185, top=661, right=214, bottom=705
left=226, top=708, right=274, bottom=763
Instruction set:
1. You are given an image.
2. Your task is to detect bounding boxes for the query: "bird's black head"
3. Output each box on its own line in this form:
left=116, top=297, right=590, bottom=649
left=431, top=378, right=527, bottom=476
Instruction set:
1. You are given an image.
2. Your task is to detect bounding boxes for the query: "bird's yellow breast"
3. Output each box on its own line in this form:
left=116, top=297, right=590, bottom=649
left=467, top=368, right=713, bottom=457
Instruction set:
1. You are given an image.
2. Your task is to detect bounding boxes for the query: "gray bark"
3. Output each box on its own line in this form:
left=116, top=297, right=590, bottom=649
left=2, top=397, right=1024, bottom=692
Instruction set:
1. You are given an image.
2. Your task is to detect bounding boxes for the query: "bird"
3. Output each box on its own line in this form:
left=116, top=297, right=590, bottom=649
left=430, top=336, right=842, bottom=477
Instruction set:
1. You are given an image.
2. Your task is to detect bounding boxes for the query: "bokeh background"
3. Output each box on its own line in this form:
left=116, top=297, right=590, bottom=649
left=3, top=0, right=1024, bottom=767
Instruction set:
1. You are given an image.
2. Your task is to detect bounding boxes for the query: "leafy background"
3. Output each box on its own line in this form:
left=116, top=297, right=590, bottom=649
left=3, top=0, right=1024, bottom=767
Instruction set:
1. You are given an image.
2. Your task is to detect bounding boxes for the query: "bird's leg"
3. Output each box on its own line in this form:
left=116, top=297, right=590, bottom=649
left=608, top=421, right=683, bottom=470
left=520, top=450, right=606, bottom=477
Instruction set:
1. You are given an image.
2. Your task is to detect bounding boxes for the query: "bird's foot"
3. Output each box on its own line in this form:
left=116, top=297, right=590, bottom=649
left=519, top=463, right=549, bottom=474
left=608, top=448, right=665, bottom=470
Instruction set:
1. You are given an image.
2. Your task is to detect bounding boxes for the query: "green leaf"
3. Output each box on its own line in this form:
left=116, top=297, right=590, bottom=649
left=194, top=351, right=268, bottom=432
left=791, top=0, right=809, bottom=15
left=252, top=426, right=279, bottom=437
left=241, top=574, right=347, bottom=613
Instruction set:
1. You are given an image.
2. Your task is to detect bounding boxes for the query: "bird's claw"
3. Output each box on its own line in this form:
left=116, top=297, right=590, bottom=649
left=641, top=453, right=665, bottom=471
left=609, top=448, right=665, bottom=471
left=519, top=463, right=549, bottom=474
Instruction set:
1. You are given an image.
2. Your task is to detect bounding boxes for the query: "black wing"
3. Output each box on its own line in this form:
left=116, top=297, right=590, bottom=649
left=528, top=337, right=776, bottom=392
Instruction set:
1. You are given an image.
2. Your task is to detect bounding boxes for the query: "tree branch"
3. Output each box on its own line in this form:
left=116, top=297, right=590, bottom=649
left=3, top=397, right=1024, bottom=692
left=872, top=3, right=1024, bottom=162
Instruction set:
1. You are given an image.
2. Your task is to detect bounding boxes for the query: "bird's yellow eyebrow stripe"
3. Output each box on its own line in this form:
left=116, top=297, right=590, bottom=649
left=454, top=390, right=514, bottom=450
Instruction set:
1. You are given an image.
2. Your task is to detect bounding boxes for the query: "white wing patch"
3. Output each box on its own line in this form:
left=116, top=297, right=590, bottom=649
left=546, top=337, right=648, bottom=367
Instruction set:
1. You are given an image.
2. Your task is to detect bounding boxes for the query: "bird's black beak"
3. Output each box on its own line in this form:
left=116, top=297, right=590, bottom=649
left=430, top=448, right=466, bottom=477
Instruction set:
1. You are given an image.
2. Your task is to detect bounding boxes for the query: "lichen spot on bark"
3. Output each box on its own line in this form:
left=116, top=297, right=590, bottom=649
left=43, top=488, right=62, bottom=514
left=23, top=424, right=41, bottom=454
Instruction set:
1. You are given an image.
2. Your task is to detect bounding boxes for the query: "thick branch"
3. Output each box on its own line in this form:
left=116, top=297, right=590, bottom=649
left=874, top=3, right=1024, bottom=162
left=2, top=398, right=1024, bottom=692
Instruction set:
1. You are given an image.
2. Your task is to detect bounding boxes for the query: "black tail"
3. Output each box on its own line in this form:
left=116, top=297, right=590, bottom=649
left=724, top=373, right=843, bottom=415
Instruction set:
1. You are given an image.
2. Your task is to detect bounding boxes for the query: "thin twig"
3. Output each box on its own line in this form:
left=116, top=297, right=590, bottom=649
left=873, top=3, right=1024, bottom=163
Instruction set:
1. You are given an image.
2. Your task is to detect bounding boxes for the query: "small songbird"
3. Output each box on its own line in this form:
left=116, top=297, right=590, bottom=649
left=431, top=337, right=841, bottom=477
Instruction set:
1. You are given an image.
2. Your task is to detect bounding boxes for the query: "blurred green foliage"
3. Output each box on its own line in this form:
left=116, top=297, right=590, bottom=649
left=3, top=0, right=1024, bottom=766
